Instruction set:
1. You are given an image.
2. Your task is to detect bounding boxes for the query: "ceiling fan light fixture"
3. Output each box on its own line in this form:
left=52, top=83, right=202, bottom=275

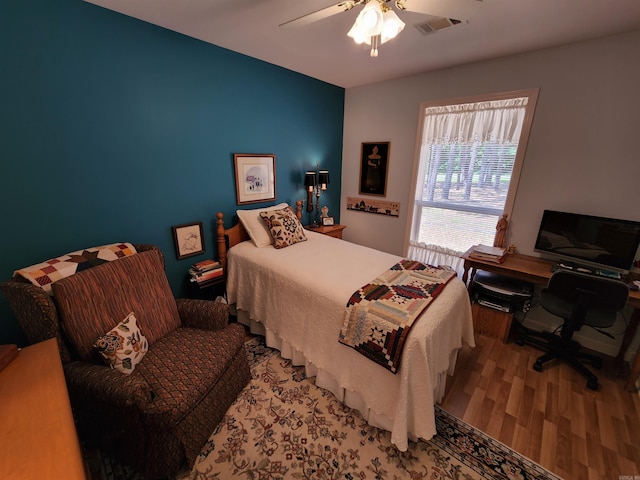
left=348, top=0, right=405, bottom=57
left=347, top=21, right=367, bottom=44
left=347, top=0, right=384, bottom=45
left=381, top=9, right=405, bottom=41
left=359, top=1, right=384, bottom=33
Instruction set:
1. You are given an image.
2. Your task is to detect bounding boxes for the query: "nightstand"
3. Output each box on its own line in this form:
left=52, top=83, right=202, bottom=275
left=305, top=224, right=347, bottom=239
left=187, top=274, right=227, bottom=301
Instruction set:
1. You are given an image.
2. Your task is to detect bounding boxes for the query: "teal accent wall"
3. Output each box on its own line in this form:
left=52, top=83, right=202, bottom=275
left=0, top=0, right=345, bottom=345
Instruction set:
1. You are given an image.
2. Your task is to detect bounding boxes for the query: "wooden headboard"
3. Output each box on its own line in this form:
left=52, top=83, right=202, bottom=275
left=216, top=201, right=303, bottom=271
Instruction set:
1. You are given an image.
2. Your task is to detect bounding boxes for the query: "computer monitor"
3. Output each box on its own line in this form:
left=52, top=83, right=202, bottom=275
left=534, top=210, right=640, bottom=274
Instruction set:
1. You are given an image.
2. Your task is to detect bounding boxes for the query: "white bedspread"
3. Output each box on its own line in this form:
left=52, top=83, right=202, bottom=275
left=227, top=231, right=475, bottom=450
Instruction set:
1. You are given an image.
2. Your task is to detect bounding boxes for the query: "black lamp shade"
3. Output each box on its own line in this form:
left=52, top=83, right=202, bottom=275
left=318, top=170, right=330, bottom=187
left=304, top=171, right=316, bottom=188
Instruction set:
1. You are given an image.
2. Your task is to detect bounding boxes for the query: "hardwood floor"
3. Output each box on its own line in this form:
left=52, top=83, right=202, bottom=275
left=440, top=329, right=640, bottom=480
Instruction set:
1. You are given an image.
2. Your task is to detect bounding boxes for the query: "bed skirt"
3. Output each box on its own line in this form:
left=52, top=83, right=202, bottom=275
left=233, top=307, right=461, bottom=448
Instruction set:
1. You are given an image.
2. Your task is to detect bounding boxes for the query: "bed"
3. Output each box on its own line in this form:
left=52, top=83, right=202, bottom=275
left=215, top=202, right=475, bottom=451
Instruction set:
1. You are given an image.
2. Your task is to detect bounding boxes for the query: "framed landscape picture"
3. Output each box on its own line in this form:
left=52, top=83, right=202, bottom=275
left=358, top=142, right=389, bottom=197
left=233, top=153, right=276, bottom=205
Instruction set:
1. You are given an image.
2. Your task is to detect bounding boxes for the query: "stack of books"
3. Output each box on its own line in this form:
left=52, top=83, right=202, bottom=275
left=189, top=259, right=224, bottom=285
left=467, top=244, right=508, bottom=263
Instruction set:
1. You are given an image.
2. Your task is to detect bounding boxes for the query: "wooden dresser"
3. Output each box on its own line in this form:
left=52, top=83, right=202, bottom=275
left=0, top=338, right=86, bottom=479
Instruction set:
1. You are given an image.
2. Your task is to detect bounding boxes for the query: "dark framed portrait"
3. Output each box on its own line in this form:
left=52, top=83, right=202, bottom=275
left=358, top=142, right=390, bottom=197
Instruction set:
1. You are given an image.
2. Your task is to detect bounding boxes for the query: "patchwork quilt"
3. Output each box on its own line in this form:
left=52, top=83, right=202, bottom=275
left=339, top=259, right=456, bottom=373
left=14, top=243, right=137, bottom=294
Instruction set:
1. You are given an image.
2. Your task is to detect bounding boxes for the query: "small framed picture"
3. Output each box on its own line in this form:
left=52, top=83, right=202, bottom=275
left=172, top=222, right=205, bottom=260
left=233, top=153, right=276, bottom=205
left=322, top=216, right=335, bottom=226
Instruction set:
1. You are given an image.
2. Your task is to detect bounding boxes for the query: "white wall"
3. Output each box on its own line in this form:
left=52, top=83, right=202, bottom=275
left=341, top=29, right=640, bottom=357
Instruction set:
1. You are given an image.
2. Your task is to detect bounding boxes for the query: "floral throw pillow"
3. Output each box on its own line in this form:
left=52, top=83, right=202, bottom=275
left=259, top=206, right=307, bottom=249
left=93, top=312, right=148, bottom=374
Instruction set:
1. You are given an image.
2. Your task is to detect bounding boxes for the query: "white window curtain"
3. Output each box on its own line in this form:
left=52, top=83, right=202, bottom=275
left=407, top=96, right=528, bottom=276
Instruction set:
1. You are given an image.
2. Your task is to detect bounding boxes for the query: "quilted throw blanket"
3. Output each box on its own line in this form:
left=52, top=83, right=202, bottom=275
left=339, top=259, right=456, bottom=374
left=14, top=243, right=137, bottom=295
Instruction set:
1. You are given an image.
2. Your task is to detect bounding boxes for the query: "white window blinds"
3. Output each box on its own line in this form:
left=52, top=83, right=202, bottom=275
left=407, top=92, right=537, bottom=272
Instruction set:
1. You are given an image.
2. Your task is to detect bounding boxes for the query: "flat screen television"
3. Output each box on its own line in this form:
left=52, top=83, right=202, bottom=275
left=534, top=210, right=640, bottom=273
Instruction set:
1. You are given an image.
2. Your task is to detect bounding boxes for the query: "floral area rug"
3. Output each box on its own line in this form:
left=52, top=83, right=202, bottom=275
left=181, top=337, right=560, bottom=480
left=87, top=336, right=561, bottom=480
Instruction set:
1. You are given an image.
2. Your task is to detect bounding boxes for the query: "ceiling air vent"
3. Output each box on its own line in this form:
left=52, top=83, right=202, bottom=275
left=415, top=17, right=465, bottom=35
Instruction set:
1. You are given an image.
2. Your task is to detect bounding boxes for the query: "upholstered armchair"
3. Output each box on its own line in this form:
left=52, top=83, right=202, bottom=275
left=0, top=244, right=250, bottom=479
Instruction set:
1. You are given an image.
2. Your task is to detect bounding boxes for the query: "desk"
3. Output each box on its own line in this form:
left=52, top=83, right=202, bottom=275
left=0, top=338, right=86, bottom=479
left=461, top=250, right=640, bottom=391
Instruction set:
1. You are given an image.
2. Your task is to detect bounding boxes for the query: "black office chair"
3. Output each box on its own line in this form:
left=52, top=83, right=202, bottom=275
left=516, top=269, right=629, bottom=390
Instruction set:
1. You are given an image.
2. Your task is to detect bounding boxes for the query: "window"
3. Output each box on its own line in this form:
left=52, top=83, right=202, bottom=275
left=405, top=89, right=539, bottom=273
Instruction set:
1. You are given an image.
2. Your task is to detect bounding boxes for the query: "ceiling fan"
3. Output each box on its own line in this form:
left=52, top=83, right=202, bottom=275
left=280, top=0, right=482, bottom=57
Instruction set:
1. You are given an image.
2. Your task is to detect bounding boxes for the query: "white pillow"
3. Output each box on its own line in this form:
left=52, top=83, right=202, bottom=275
left=237, top=203, right=289, bottom=247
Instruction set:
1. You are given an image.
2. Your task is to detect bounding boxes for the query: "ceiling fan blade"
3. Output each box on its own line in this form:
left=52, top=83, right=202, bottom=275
left=402, top=0, right=482, bottom=20
left=279, top=1, right=362, bottom=28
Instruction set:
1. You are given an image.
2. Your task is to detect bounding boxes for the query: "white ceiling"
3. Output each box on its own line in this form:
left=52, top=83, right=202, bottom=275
left=83, top=0, right=640, bottom=88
